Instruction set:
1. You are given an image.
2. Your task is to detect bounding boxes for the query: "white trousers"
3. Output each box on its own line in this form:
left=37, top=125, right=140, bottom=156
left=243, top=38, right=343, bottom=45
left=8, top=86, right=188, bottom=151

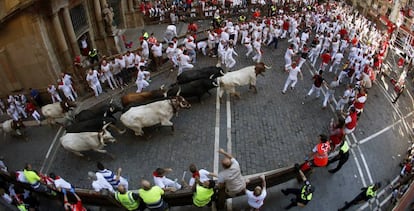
left=323, top=90, right=335, bottom=107
left=105, top=73, right=118, bottom=89
left=307, top=85, right=322, bottom=98
left=91, top=83, right=103, bottom=97
left=282, top=77, right=298, bottom=92
left=51, top=94, right=62, bottom=103
left=136, top=80, right=149, bottom=93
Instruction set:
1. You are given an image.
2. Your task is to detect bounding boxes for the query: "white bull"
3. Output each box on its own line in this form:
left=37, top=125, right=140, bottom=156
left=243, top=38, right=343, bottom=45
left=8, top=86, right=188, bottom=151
left=120, top=96, right=191, bottom=136
left=218, top=62, right=270, bottom=99
left=41, top=101, right=76, bottom=124
left=60, top=123, right=115, bottom=157
left=1, top=119, right=25, bottom=137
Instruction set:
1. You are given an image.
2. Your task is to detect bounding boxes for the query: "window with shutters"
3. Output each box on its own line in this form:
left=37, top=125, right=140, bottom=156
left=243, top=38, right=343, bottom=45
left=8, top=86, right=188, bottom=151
left=70, top=4, right=89, bottom=38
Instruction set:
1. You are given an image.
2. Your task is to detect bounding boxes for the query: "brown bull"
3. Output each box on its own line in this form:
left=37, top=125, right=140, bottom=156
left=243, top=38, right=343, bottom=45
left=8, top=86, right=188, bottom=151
left=121, top=85, right=167, bottom=108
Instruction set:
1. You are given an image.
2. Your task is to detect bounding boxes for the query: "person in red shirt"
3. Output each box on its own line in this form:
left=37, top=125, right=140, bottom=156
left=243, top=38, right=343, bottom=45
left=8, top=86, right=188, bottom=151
left=63, top=188, right=86, bottom=211
left=306, top=70, right=325, bottom=99
left=320, top=50, right=331, bottom=72
left=25, top=102, right=41, bottom=125
left=353, top=88, right=367, bottom=116
left=344, top=107, right=358, bottom=134
left=281, top=19, right=290, bottom=39
left=187, top=21, right=198, bottom=40
left=329, top=117, right=345, bottom=150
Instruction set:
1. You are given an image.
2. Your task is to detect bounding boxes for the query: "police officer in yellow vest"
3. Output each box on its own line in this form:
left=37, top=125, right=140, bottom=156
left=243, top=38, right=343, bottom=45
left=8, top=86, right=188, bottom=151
left=88, top=48, right=99, bottom=64
left=138, top=179, right=168, bottom=211
left=270, top=5, right=276, bottom=16
left=281, top=168, right=314, bottom=209
left=192, top=179, right=216, bottom=207
left=327, top=141, right=350, bottom=173
left=115, top=184, right=145, bottom=211
left=338, top=182, right=381, bottom=211
left=239, top=15, right=246, bottom=23
left=23, top=163, right=55, bottom=195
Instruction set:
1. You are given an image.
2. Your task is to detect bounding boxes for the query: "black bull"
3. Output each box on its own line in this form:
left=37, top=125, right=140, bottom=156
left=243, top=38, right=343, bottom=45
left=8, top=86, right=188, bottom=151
left=176, top=66, right=224, bottom=84
left=74, top=103, right=122, bottom=122
left=65, top=117, right=117, bottom=133
left=167, top=78, right=218, bottom=101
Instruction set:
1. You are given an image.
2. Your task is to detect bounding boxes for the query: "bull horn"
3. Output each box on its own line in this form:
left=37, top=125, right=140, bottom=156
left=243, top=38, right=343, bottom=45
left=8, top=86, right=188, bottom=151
left=209, top=74, right=215, bottom=79
left=212, top=81, right=218, bottom=87
left=176, top=87, right=181, bottom=96
left=98, top=131, right=106, bottom=146
left=220, top=69, right=225, bottom=75
left=160, top=84, right=165, bottom=90
left=102, top=122, right=111, bottom=131
left=264, top=65, right=272, bottom=69
left=109, top=98, right=113, bottom=104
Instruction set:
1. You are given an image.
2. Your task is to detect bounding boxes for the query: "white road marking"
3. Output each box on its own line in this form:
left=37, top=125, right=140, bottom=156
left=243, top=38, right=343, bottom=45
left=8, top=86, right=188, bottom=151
left=358, top=111, right=414, bottom=145
left=40, top=126, right=63, bottom=173
left=226, top=91, right=233, bottom=211
left=226, top=93, right=232, bottom=153
left=347, top=136, right=367, bottom=187
left=355, top=145, right=374, bottom=184
left=214, top=87, right=221, bottom=175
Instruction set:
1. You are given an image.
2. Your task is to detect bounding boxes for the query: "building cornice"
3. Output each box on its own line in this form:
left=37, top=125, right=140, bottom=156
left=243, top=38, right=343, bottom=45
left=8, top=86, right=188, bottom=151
left=0, top=0, right=37, bottom=26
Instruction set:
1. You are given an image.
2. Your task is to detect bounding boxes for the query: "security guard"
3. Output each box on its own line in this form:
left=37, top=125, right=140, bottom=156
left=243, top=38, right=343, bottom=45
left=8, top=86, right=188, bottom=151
left=239, top=15, right=246, bottom=22
left=115, top=184, right=145, bottom=211
left=338, top=183, right=381, bottom=211
left=281, top=168, right=314, bottom=209
left=270, top=5, right=277, bottom=16
left=327, top=140, right=350, bottom=173
left=88, top=48, right=99, bottom=64
left=23, top=163, right=55, bottom=195
left=138, top=179, right=168, bottom=211
left=192, top=179, right=216, bottom=207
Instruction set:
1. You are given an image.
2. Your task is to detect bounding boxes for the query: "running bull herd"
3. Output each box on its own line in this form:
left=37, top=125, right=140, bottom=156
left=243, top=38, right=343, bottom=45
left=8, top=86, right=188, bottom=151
left=1, top=63, right=270, bottom=157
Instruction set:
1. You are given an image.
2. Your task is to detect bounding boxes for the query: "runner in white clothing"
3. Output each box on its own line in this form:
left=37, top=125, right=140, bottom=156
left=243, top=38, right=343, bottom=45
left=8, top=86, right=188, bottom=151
left=47, top=84, right=62, bottom=103
left=86, top=69, right=102, bottom=97
left=101, top=60, right=118, bottom=90
left=225, top=43, right=238, bottom=69
left=282, top=62, right=303, bottom=94
left=246, top=175, right=267, bottom=211
left=135, top=66, right=151, bottom=93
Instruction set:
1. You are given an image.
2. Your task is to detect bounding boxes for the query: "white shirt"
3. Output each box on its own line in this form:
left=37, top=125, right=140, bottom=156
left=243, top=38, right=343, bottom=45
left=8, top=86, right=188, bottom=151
left=189, top=169, right=212, bottom=186
left=54, top=177, right=72, bottom=190
left=115, top=57, right=126, bottom=69
left=166, top=25, right=177, bottom=37
left=151, top=44, right=163, bottom=57
left=125, top=53, right=136, bottom=68
left=180, top=54, right=191, bottom=65
left=333, top=53, right=344, bottom=63
left=246, top=188, right=267, bottom=208
left=284, top=48, right=294, bottom=59
left=86, top=70, right=100, bottom=86
left=58, top=84, right=72, bottom=94
left=166, top=46, right=177, bottom=59
left=101, top=63, right=112, bottom=76
left=288, top=66, right=301, bottom=80
left=47, top=85, right=58, bottom=95
left=92, top=172, right=114, bottom=193
left=62, top=74, right=72, bottom=85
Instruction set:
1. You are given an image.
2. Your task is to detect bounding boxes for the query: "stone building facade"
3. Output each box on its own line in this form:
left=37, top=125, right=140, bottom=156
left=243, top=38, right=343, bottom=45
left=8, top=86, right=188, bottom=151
left=0, top=0, right=144, bottom=97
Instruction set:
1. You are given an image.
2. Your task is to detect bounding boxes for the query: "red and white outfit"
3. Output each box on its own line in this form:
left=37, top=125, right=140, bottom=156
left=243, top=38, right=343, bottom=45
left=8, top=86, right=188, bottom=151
left=344, top=111, right=358, bottom=134
left=153, top=171, right=182, bottom=190
left=353, top=92, right=367, bottom=114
